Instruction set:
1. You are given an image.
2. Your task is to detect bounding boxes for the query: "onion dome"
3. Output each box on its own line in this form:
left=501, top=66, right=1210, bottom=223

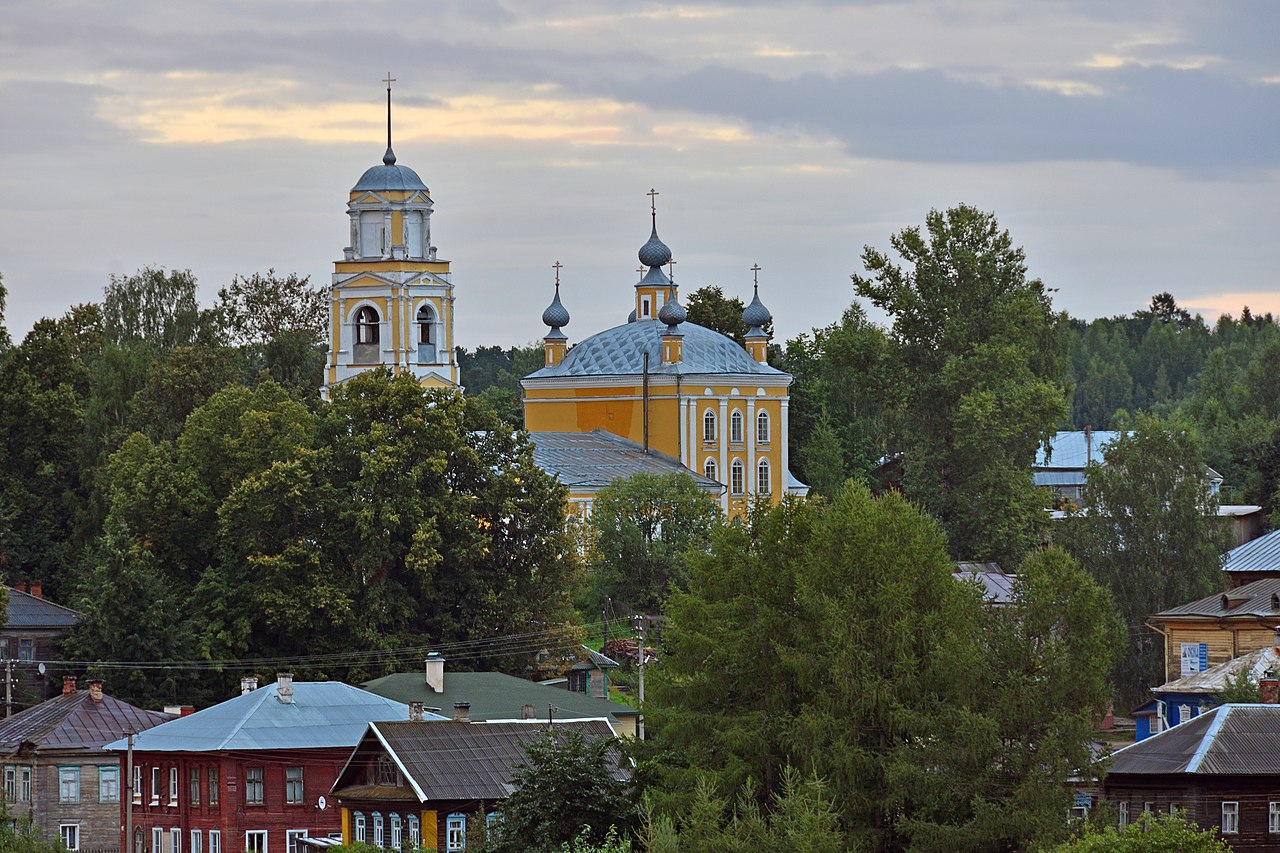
left=638, top=221, right=673, bottom=269
left=742, top=284, right=772, bottom=331
left=658, top=288, right=687, bottom=328
left=543, top=269, right=570, bottom=339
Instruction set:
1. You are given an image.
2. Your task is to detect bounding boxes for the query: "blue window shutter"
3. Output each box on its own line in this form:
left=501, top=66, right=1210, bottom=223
left=1200, top=644, right=1208, bottom=671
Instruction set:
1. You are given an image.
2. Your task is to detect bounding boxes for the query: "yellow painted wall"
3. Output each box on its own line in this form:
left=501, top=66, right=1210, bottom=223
left=1161, top=620, right=1256, bottom=682
left=341, top=807, right=351, bottom=843
left=422, top=810, right=437, bottom=849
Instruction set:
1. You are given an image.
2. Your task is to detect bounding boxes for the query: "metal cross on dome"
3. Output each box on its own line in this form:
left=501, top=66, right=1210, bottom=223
left=552, top=260, right=563, bottom=285
left=751, top=263, right=762, bottom=287
left=647, top=188, right=659, bottom=215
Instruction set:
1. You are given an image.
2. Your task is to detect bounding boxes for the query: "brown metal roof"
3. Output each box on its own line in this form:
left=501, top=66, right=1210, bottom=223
left=1153, top=576, right=1280, bottom=619
left=0, top=691, right=172, bottom=754
left=1109, top=705, right=1280, bottom=776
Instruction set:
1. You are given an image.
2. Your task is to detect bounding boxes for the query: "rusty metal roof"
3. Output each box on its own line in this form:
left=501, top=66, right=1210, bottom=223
left=0, top=691, right=171, bottom=754
left=1109, top=705, right=1280, bottom=776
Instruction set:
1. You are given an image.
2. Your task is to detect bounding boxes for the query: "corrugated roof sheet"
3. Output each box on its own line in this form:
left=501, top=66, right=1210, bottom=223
left=528, top=430, right=723, bottom=492
left=3, top=587, right=80, bottom=629
left=362, top=671, right=639, bottom=723
left=0, top=691, right=171, bottom=754
left=1223, top=528, right=1280, bottom=575
left=1033, top=430, right=1124, bottom=469
left=1154, top=647, right=1280, bottom=695
left=1154, top=576, right=1280, bottom=619
left=954, top=567, right=1017, bottom=604
left=1032, top=471, right=1086, bottom=487
left=524, top=319, right=786, bottom=379
left=1109, top=705, right=1280, bottom=776
left=105, top=682, right=434, bottom=753
left=344, top=720, right=626, bottom=802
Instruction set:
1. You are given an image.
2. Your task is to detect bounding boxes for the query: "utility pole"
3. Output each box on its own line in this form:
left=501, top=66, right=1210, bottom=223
left=634, top=616, right=646, bottom=740
left=4, top=658, right=11, bottom=718
left=125, top=729, right=135, bottom=853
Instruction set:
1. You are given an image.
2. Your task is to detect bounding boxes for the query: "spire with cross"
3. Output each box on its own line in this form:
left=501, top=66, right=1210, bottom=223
left=383, top=72, right=397, bottom=165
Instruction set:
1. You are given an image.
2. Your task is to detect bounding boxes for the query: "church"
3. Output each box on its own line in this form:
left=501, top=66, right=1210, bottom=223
left=323, top=90, right=806, bottom=519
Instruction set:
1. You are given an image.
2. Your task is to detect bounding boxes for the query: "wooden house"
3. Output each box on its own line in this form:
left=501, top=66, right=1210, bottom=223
left=1150, top=576, right=1280, bottom=684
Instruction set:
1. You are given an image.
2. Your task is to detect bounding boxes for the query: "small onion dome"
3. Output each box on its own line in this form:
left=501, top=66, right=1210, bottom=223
left=638, top=222, right=673, bottom=269
left=542, top=284, right=570, bottom=331
left=384, top=146, right=397, bottom=165
left=627, top=308, right=637, bottom=323
left=658, top=292, right=687, bottom=328
left=742, top=285, right=772, bottom=331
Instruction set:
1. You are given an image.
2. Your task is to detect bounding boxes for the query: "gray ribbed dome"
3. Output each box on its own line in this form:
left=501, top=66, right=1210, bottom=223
left=658, top=294, right=687, bottom=327
left=638, top=223, right=672, bottom=268
left=542, top=285, right=570, bottom=330
left=742, top=286, right=772, bottom=329
left=352, top=160, right=428, bottom=192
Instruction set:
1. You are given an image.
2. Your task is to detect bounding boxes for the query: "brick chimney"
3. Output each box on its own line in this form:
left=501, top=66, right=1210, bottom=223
left=13, top=581, right=25, bottom=594
left=85, top=678, right=104, bottom=702
left=240, top=676, right=259, bottom=696
left=520, top=703, right=536, bottom=720
left=453, top=701, right=471, bottom=723
left=409, top=701, right=425, bottom=722
left=276, top=672, right=294, bottom=704
left=1261, top=670, right=1279, bottom=705
left=425, top=652, right=446, bottom=694
left=28, top=581, right=41, bottom=599
left=62, top=675, right=77, bottom=696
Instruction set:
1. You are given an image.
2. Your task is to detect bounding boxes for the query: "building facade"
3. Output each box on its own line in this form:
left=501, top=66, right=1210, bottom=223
left=1, top=583, right=80, bottom=711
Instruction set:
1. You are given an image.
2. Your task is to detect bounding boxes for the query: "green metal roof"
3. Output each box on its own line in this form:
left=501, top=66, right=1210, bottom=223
left=362, top=671, right=638, bottom=725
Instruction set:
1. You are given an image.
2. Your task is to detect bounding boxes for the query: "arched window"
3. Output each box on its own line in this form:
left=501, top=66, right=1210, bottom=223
left=416, top=304, right=437, bottom=363
left=757, top=410, right=770, bottom=444
left=704, top=458, right=717, bottom=482
left=703, top=410, right=717, bottom=444
left=134, top=828, right=144, bottom=853
left=730, top=411, right=744, bottom=443
left=757, top=459, right=771, bottom=495
left=731, top=459, right=744, bottom=495
left=354, top=306, right=380, bottom=363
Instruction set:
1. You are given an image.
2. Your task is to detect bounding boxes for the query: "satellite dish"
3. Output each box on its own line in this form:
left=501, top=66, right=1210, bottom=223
left=317, top=795, right=327, bottom=810
left=37, top=663, right=45, bottom=675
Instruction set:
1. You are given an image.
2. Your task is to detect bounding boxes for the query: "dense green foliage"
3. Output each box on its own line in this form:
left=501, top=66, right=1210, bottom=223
left=1056, top=416, right=1232, bottom=704
left=647, top=486, right=1120, bottom=851
left=486, top=730, right=637, bottom=853
left=1046, top=811, right=1231, bottom=852
left=585, top=472, right=720, bottom=614
left=455, top=343, right=543, bottom=427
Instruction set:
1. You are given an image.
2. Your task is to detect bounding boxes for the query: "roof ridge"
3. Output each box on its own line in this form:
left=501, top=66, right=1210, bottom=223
left=216, top=683, right=276, bottom=750
left=1185, top=705, right=1231, bottom=773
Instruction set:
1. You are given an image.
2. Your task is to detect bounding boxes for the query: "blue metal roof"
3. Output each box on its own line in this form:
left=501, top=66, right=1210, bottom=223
left=529, top=430, right=723, bottom=492
left=524, top=319, right=785, bottom=379
left=352, top=163, right=428, bottom=193
left=1224, top=528, right=1280, bottom=574
left=1033, top=430, right=1124, bottom=469
left=105, top=681, right=438, bottom=753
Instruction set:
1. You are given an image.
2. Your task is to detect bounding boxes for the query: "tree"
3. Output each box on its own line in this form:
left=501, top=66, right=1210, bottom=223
left=852, top=204, right=1068, bottom=564
left=685, top=286, right=750, bottom=345
left=101, top=266, right=208, bottom=349
left=0, top=272, right=11, bottom=351
left=216, top=269, right=328, bottom=392
left=585, top=472, right=720, bottom=613
left=485, top=730, right=636, bottom=853
left=1047, top=811, right=1230, bottom=852
left=1057, top=415, right=1233, bottom=705
left=456, top=344, right=544, bottom=427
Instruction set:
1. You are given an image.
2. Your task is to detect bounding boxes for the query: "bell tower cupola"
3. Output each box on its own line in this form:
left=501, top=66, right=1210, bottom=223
left=634, top=188, right=674, bottom=323
left=742, top=263, right=773, bottom=363
left=542, top=261, right=571, bottom=368
left=323, top=74, right=460, bottom=396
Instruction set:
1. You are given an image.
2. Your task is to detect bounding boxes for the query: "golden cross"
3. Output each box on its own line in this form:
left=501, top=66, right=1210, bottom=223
left=552, top=260, right=563, bottom=285
left=750, top=263, right=762, bottom=288
left=383, top=72, right=396, bottom=89
left=646, top=188, right=659, bottom=215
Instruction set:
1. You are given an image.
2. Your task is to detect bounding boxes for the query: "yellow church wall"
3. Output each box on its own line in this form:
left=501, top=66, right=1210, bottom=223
left=334, top=260, right=451, bottom=275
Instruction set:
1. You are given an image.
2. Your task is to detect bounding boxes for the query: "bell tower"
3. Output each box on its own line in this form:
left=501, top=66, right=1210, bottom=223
left=323, top=74, right=459, bottom=396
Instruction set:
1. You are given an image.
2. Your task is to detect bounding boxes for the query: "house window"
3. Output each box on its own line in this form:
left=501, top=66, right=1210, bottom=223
left=19, top=766, right=30, bottom=801
left=1178, top=704, right=1191, bottom=724
left=1118, top=802, right=1128, bottom=827
left=1222, top=801, right=1239, bottom=834
left=1269, top=801, right=1280, bottom=833
left=3, top=766, right=13, bottom=800
left=756, top=410, right=770, bottom=444
left=1143, top=802, right=1153, bottom=814
left=245, top=830, right=267, bottom=853
left=446, top=814, right=466, bottom=851
left=703, top=410, right=716, bottom=443
left=730, top=459, right=744, bottom=495
left=408, top=816, right=420, bottom=849
left=286, top=829, right=307, bottom=853
left=373, top=813, right=384, bottom=847
left=390, top=814, right=402, bottom=849
left=60, top=824, right=79, bottom=851
left=169, top=766, right=179, bottom=805
left=757, top=459, right=771, bottom=495
left=152, top=828, right=163, bottom=853
left=208, top=767, right=219, bottom=805
left=730, top=411, right=743, bottom=443
left=285, top=767, right=304, bottom=804
left=209, top=831, right=221, bottom=853
left=172, top=828, right=182, bottom=853
left=151, top=767, right=161, bottom=804
left=134, top=828, right=144, bottom=853
left=133, top=766, right=142, bottom=804
left=1169, top=802, right=1180, bottom=814
left=704, top=459, right=717, bottom=481
left=245, top=767, right=264, bottom=805
left=354, top=812, right=366, bottom=843
left=100, top=766, right=120, bottom=803
left=18, top=638, right=33, bottom=661
left=59, top=766, right=80, bottom=803
left=191, top=830, right=203, bottom=853
left=374, top=756, right=397, bottom=786
left=190, top=767, right=200, bottom=805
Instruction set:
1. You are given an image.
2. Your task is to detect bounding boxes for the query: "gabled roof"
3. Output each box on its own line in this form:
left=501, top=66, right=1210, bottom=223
left=0, top=691, right=171, bottom=754
left=1154, top=576, right=1280, bottom=619
left=570, top=647, right=619, bottom=672
left=528, top=430, right=723, bottom=493
left=334, top=719, right=626, bottom=803
left=362, top=671, right=639, bottom=723
left=3, top=586, right=80, bottom=630
left=1034, top=430, right=1124, bottom=470
left=954, top=563, right=1016, bottom=605
left=1224, top=528, right=1280, bottom=575
left=1109, top=704, right=1280, bottom=775
left=1154, top=647, right=1280, bottom=695
left=105, top=682, right=432, bottom=753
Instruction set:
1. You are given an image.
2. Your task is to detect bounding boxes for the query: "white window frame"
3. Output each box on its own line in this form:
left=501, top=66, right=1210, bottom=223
left=757, top=458, right=771, bottom=495
left=245, top=766, right=264, bottom=805
left=208, top=767, right=219, bottom=805
left=151, top=767, right=161, bottom=804
left=1222, top=801, right=1239, bottom=834
left=285, top=766, right=304, bottom=804
left=756, top=409, right=770, bottom=444
left=59, top=766, right=80, bottom=804
left=1270, top=800, right=1280, bottom=833
left=59, top=824, right=80, bottom=851
left=286, top=829, right=308, bottom=853
left=1178, top=704, right=1191, bottom=724
left=19, top=765, right=30, bottom=802
left=642, top=297, right=651, bottom=318
left=100, top=765, right=120, bottom=803
left=373, top=812, right=384, bottom=848
left=408, top=816, right=420, bottom=849
left=191, top=830, right=203, bottom=853
left=446, top=813, right=466, bottom=851
left=354, top=812, right=366, bottom=843
left=702, top=410, right=716, bottom=444
left=730, top=410, right=744, bottom=443
left=169, top=766, right=179, bottom=806
left=133, top=766, right=143, bottom=804
left=171, top=827, right=182, bottom=853
left=152, top=828, right=163, bottom=853
left=3, top=765, right=14, bottom=800
left=209, top=831, right=221, bottom=853
left=1118, top=801, right=1128, bottom=827
left=704, top=458, right=717, bottom=481
left=190, top=766, right=200, bottom=805
left=730, top=459, right=744, bottom=495
left=390, top=813, right=402, bottom=850
left=245, top=830, right=268, bottom=853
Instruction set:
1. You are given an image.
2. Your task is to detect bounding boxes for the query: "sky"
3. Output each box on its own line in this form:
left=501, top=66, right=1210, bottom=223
left=1, top=0, right=1277, bottom=349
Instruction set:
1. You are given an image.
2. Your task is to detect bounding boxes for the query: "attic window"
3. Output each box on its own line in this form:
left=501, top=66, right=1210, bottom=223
left=373, top=756, right=397, bottom=786
left=1272, top=593, right=1279, bottom=611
